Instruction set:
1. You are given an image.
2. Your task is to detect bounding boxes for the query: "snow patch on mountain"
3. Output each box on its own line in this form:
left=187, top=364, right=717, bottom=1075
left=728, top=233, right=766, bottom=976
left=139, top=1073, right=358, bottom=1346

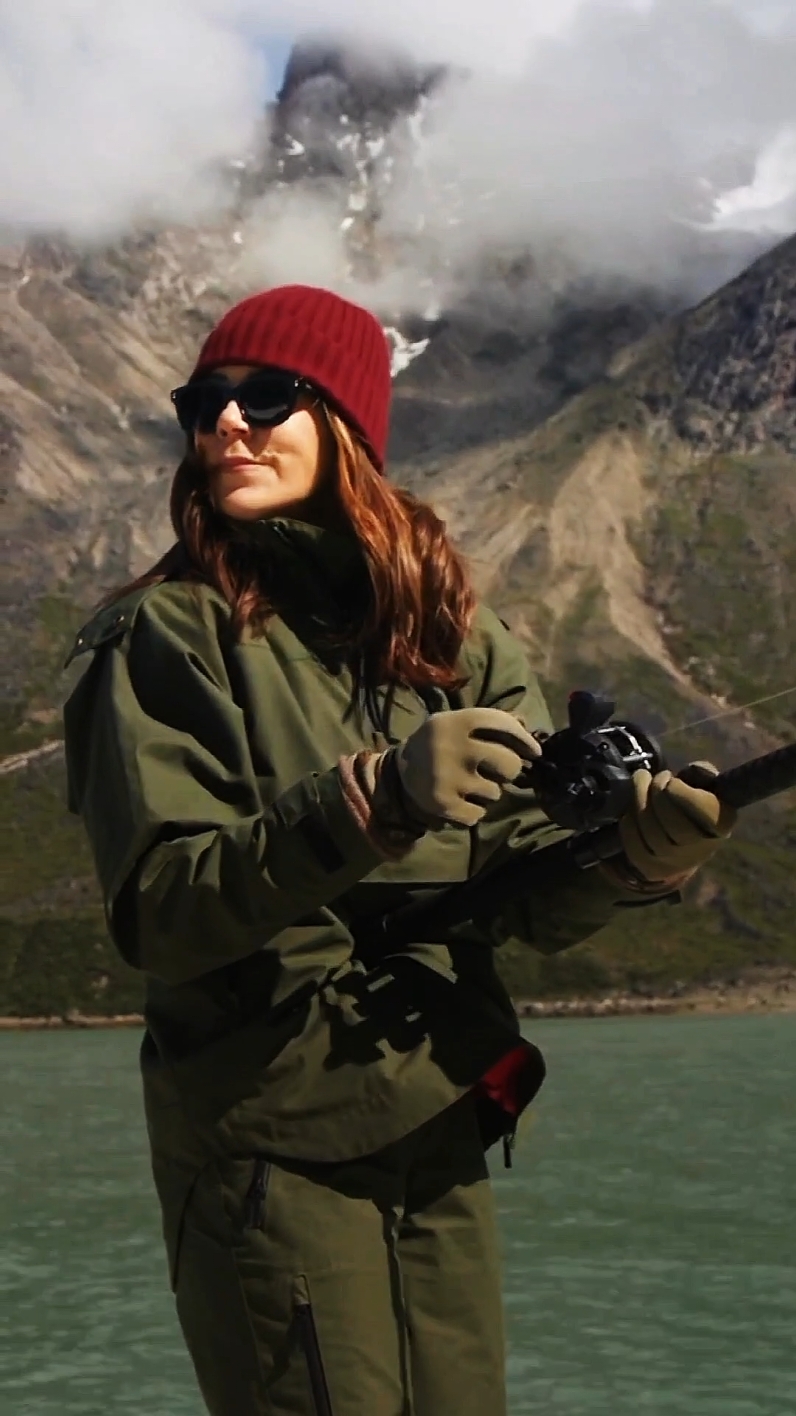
left=384, top=327, right=430, bottom=376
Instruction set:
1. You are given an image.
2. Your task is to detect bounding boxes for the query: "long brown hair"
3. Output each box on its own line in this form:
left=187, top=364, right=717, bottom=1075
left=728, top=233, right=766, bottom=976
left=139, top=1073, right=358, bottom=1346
left=107, top=407, right=477, bottom=692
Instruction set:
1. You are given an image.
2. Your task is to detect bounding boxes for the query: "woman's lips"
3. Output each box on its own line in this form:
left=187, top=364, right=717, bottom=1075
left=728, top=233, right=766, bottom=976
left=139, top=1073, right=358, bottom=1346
left=216, top=458, right=279, bottom=479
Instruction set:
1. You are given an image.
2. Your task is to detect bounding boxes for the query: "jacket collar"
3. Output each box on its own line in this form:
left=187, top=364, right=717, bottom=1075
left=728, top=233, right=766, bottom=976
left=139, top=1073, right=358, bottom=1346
left=225, top=515, right=368, bottom=627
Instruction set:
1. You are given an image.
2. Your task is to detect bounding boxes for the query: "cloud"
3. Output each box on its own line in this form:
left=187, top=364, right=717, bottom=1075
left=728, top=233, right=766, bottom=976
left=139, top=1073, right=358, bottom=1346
left=0, top=1, right=266, bottom=238
left=237, top=0, right=594, bottom=76
left=371, top=0, right=796, bottom=293
left=0, top=0, right=794, bottom=300
left=695, top=125, right=796, bottom=233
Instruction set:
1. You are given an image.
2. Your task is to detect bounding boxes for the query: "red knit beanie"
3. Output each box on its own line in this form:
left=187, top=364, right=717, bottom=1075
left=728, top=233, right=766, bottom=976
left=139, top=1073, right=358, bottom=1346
left=191, top=285, right=393, bottom=471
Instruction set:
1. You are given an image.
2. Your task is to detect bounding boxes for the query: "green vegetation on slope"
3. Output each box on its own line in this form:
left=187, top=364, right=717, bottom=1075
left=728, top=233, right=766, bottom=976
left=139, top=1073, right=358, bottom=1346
left=0, top=756, right=143, bottom=1017
left=638, top=451, right=796, bottom=737
left=1, top=593, right=88, bottom=758
left=1, top=913, right=143, bottom=1018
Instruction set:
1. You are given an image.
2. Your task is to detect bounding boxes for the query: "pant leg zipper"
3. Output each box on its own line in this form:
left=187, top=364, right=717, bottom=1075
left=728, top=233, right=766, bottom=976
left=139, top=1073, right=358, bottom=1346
left=503, top=1123, right=517, bottom=1170
left=243, top=1156, right=271, bottom=1229
left=295, top=1299, right=335, bottom=1416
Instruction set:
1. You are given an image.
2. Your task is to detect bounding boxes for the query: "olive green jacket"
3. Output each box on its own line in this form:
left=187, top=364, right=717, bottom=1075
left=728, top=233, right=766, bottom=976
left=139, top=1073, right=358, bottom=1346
left=64, top=518, right=637, bottom=1174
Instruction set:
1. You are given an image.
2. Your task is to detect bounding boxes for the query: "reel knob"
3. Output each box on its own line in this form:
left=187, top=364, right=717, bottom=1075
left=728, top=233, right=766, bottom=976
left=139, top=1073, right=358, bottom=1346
left=567, top=690, right=615, bottom=736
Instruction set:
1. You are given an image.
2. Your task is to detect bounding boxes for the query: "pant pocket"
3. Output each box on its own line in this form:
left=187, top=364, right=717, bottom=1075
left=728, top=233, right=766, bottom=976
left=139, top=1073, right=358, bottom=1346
left=293, top=1275, right=335, bottom=1416
left=173, top=1166, right=268, bottom=1416
left=150, top=1156, right=206, bottom=1294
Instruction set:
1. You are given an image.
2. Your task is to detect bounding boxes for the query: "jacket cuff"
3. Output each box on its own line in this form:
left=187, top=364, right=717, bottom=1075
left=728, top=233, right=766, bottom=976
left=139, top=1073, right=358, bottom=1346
left=598, top=855, right=696, bottom=899
left=337, top=751, right=425, bottom=861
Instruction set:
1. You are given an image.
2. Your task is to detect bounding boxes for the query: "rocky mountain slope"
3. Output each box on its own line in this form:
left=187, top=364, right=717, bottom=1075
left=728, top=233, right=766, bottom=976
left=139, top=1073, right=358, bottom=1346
left=425, top=233, right=796, bottom=732
left=1, top=44, right=794, bottom=1017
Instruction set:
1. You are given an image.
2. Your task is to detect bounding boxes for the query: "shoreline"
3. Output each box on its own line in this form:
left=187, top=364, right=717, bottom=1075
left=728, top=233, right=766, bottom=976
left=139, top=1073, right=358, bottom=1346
left=2, top=969, right=795, bottom=1030
left=515, top=972, right=796, bottom=1019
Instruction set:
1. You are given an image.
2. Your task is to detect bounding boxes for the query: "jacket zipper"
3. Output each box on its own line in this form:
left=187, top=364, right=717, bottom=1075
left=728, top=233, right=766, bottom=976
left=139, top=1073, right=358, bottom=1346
left=243, top=1157, right=271, bottom=1229
left=295, top=1298, right=335, bottom=1416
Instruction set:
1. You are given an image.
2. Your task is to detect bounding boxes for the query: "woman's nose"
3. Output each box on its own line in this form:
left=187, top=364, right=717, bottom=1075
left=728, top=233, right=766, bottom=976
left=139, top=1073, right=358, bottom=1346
left=215, top=400, right=249, bottom=438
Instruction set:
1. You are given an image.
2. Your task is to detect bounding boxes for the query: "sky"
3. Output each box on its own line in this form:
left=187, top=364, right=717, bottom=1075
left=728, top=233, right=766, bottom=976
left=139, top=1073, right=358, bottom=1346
left=0, top=1, right=794, bottom=301
left=259, top=34, right=293, bottom=98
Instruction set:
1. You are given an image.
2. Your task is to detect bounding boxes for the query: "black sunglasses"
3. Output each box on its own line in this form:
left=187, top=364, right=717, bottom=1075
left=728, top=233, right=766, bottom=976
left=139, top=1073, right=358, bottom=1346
left=170, top=368, right=315, bottom=435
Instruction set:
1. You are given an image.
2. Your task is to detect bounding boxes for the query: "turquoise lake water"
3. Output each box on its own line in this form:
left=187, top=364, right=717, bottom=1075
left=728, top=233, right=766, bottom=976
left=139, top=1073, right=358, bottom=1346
left=1, top=1014, right=794, bottom=1414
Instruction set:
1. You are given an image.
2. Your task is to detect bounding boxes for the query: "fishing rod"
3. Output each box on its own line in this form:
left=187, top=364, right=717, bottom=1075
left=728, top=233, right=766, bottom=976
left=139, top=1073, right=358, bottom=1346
left=355, top=690, right=796, bottom=951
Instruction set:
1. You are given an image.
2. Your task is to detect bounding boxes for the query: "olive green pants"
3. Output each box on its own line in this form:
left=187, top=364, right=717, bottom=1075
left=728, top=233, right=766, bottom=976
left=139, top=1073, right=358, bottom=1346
left=170, top=1096, right=507, bottom=1416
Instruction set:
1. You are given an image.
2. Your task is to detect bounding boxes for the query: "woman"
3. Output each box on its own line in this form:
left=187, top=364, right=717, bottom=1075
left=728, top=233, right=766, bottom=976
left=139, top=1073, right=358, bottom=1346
left=63, top=284, right=735, bottom=1416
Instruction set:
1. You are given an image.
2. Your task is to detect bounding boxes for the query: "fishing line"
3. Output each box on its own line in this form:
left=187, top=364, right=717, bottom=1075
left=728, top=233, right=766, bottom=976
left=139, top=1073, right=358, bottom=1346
left=661, top=685, right=796, bottom=740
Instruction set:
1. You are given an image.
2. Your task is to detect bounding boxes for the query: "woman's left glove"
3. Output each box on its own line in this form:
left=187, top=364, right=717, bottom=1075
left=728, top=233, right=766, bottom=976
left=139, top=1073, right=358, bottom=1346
left=617, top=763, right=737, bottom=884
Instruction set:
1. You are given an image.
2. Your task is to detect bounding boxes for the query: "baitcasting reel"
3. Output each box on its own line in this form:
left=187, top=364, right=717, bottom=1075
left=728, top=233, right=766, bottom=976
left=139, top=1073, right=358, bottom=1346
left=518, top=689, right=666, bottom=833
left=359, top=694, right=795, bottom=951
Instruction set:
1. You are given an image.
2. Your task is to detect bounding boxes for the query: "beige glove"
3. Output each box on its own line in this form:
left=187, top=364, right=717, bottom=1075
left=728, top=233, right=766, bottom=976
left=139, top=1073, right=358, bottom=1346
left=392, top=707, right=542, bottom=828
left=619, top=762, right=737, bottom=883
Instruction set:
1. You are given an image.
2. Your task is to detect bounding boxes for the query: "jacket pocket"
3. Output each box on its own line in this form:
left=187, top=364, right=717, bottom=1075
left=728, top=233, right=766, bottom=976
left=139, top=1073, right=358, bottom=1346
left=294, top=1277, right=335, bottom=1416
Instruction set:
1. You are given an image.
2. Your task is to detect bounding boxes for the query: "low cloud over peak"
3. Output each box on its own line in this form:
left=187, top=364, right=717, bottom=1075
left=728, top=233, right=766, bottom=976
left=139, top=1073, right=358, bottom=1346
left=0, top=1, right=793, bottom=300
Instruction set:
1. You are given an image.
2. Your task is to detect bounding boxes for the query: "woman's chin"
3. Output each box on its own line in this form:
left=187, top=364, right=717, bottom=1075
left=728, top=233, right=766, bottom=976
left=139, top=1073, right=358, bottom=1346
left=217, top=490, right=283, bottom=522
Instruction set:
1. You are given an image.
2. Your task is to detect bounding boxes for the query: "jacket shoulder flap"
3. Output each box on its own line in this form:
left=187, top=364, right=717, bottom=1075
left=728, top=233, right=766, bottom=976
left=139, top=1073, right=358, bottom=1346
left=64, top=585, right=156, bottom=668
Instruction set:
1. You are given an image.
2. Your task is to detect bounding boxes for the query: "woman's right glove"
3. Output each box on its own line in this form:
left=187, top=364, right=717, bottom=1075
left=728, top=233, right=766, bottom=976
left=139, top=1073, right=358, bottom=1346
left=616, top=763, right=737, bottom=885
left=380, top=707, right=543, bottom=829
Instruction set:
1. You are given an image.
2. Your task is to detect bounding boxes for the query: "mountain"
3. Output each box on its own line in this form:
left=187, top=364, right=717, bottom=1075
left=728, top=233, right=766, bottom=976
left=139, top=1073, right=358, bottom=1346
left=1, top=43, right=794, bottom=1018
left=422, top=233, right=796, bottom=735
